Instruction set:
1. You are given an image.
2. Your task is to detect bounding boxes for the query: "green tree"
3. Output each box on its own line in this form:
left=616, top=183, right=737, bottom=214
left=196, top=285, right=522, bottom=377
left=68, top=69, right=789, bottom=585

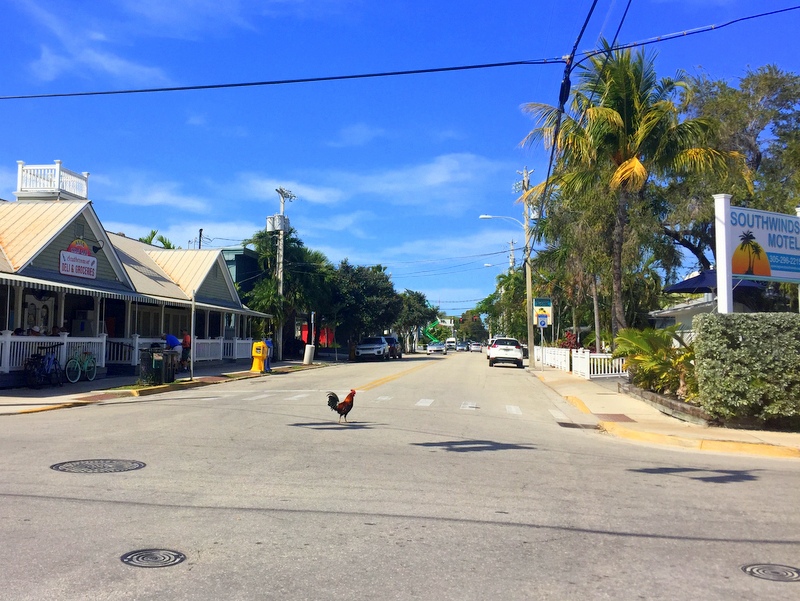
left=660, top=65, right=800, bottom=270
left=523, top=41, right=727, bottom=336
left=139, top=229, right=177, bottom=248
left=396, top=290, right=439, bottom=352
left=334, top=260, right=402, bottom=345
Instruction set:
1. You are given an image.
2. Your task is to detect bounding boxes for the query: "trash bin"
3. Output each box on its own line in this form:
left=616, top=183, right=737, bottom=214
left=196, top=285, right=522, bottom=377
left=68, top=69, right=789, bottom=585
left=251, top=340, right=267, bottom=372
left=162, top=350, right=179, bottom=383
left=139, top=348, right=164, bottom=385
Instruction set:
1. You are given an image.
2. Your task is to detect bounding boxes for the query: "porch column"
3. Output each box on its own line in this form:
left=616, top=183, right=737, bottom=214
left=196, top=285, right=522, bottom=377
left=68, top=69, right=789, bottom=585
left=93, top=295, right=101, bottom=336
left=124, top=299, right=132, bottom=337
left=204, top=309, right=210, bottom=338
left=13, top=286, right=24, bottom=329
left=56, top=290, right=66, bottom=330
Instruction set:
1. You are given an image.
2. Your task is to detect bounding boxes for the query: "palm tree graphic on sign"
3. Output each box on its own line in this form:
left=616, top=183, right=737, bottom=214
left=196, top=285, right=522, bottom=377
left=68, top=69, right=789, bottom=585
left=737, top=230, right=765, bottom=275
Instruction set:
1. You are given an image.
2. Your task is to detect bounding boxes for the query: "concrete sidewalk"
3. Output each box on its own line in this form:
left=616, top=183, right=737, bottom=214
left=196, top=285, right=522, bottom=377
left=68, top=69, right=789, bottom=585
left=534, top=367, right=800, bottom=459
left=0, top=359, right=322, bottom=416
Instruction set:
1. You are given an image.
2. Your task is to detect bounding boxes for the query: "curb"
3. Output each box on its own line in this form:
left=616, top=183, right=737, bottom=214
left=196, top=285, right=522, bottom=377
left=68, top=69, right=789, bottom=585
left=553, top=384, right=800, bottom=459
left=7, top=362, right=330, bottom=415
left=598, top=421, right=800, bottom=459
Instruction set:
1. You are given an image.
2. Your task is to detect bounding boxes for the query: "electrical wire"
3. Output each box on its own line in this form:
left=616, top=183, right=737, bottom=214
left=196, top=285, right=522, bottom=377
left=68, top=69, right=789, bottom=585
left=1, top=5, right=796, bottom=101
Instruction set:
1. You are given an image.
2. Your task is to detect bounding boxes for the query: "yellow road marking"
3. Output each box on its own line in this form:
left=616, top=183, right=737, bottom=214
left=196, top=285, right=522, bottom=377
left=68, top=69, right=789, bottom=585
left=357, top=361, right=435, bottom=392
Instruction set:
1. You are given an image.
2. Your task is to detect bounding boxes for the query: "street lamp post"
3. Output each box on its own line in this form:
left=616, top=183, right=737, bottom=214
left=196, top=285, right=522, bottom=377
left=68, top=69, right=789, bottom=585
left=479, top=212, right=535, bottom=369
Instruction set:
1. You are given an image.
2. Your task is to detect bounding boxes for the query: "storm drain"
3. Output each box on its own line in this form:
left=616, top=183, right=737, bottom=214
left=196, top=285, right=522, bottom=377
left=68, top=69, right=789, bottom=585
left=50, top=459, right=146, bottom=473
left=741, top=564, right=800, bottom=582
left=121, top=549, right=186, bottom=568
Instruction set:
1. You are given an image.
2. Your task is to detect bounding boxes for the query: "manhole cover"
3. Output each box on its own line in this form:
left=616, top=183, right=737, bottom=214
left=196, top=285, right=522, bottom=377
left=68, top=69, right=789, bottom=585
left=50, top=459, right=146, bottom=473
left=121, top=549, right=186, bottom=568
left=741, top=564, right=800, bottom=582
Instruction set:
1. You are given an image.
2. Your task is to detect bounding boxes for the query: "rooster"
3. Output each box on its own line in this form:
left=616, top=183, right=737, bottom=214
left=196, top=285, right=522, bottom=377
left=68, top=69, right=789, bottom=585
left=327, top=389, right=356, bottom=423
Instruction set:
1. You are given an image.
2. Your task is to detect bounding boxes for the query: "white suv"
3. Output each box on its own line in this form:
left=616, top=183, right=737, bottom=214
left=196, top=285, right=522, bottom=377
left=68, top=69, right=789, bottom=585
left=355, top=336, right=390, bottom=361
left=487, top=337, right=524, bottom=369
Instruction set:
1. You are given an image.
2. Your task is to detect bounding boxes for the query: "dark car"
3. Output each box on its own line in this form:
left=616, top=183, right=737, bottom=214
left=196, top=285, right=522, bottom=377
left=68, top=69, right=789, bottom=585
left=385, top=336, right=403, bottom=359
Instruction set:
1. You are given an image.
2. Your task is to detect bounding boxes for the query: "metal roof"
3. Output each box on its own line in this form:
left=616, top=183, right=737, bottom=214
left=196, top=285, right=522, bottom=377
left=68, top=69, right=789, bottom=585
left=0, top=199, right=85, bottom=271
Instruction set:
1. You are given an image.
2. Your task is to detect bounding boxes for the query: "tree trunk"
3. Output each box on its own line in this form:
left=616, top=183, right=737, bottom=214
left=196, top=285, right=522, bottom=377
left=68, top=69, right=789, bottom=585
left=611, top=191, right=629, bottom=339
left=591, top=274, right=602, bottom=353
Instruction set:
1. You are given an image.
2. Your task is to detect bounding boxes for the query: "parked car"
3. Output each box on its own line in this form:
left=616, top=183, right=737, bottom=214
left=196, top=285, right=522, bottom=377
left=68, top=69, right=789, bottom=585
left=487, top=337, right=524, bottom=368
left=384, top=336, right=403, bottom=359
left=469, top=342, right=482, bottom=352
left=354, top=336, right=390, bottom=361
left=427, top=342, right=447, bottom=355
left=486, top=337, right=496, bottom=360
left=456, top=341, right=469, bottom=352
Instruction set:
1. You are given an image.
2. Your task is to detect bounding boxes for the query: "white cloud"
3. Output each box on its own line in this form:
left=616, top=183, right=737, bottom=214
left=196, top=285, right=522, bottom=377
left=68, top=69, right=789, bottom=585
left=93, top=172, right=211, bottom=213
left=232, top=174, right=346, bottom=205
left=19, top=0, right=172, bottom=85
left=326, top=123, right=387, bottom=148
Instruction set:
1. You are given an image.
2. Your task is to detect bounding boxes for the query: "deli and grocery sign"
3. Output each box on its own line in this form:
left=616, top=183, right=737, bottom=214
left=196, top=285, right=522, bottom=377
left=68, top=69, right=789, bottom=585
left=59, top=239, right=97, bottom=280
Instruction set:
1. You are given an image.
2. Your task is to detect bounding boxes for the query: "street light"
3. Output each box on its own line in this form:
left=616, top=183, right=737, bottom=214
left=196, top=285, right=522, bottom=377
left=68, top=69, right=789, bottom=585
left=479, top=212, right=535, bottom=369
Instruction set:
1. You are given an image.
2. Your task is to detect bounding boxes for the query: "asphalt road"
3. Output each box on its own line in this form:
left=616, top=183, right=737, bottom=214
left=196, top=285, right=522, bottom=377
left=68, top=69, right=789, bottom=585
left=2, top=351, right=800, bottom=600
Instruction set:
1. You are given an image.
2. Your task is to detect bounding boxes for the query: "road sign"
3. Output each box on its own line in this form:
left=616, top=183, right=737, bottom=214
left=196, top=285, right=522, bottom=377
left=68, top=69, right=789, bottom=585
left=534, top=298, right=552, bottom=326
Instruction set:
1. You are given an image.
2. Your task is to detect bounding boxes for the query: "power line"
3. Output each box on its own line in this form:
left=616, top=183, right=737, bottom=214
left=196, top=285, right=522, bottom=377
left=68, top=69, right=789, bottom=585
left=0, top=59, right=561, bottom=101
left=2, top=5, right=796, bottom=102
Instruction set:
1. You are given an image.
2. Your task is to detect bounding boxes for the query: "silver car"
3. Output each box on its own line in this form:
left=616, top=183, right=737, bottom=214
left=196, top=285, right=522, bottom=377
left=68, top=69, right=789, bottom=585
left=427, top=342, right=447, bottom=355
left=487, top=337, right=524, bottom=368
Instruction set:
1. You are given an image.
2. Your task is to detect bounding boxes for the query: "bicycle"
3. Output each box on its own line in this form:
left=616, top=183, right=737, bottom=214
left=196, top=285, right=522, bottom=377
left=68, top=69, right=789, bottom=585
left=24, top=343, right=64, bottom=389
left=64, top=348, right=97, bottom=383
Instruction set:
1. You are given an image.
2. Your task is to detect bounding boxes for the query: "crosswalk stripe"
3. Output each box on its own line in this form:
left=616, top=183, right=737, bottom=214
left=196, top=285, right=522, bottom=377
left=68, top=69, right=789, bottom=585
left=416, top=398, right=435, bottom=406
left=286, top=393, right=309, bottom=400
left=549, top=409, right=568, bottom=421
left=375, top=396, right=391, bottom=402
left=506, top=405, right=522, bottom=415
left=460, top=402, right=479, bottom=410
left=252, top=393, right=273, bottom=400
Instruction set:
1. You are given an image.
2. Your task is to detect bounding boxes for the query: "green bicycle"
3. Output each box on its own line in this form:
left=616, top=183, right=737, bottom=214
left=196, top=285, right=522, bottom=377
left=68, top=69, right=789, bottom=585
left=65, top=348, right=97, bottom=383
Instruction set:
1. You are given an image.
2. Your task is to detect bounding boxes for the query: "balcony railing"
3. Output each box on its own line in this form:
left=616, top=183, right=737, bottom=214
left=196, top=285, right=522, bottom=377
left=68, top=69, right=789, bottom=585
left=16, top=160, right=89, bottom=200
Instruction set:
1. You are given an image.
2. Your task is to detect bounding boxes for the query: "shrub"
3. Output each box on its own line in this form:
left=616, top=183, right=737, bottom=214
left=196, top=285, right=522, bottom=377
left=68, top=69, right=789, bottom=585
left=694, top=313, right=800, bottom=424
left=613, top=326, right=696, bottom=400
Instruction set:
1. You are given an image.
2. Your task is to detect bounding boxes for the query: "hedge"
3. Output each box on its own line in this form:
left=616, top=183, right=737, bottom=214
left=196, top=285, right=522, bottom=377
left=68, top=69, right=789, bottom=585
left=694, top=313, right=800, bottom=423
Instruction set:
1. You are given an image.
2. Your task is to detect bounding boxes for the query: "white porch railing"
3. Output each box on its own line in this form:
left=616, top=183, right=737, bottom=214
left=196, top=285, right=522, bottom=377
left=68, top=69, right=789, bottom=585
left=571, top=348, right=627, bottom=380
left=1, top=331, right=254, bottom=373
left=0, top=331, right=106, bottom=374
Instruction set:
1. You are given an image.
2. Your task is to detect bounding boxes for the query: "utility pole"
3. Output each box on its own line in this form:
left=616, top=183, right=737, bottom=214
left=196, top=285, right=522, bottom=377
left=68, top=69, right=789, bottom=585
left=198, top=228, right=203, bottom=249
left=517, top=167, right=535, bottom=369
left=274, top=187, right=295, bottom=362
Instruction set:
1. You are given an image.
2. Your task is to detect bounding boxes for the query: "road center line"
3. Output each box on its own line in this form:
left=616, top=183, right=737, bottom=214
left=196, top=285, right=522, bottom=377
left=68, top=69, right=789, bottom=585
left=357, top=361, right=435, bottom=392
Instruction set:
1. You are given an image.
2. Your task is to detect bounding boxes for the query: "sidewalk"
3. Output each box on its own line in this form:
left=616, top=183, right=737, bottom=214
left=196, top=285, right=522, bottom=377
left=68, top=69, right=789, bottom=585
left=0, top=358, right=321, bottom=416
left=534, top=367, right=800, bottom=459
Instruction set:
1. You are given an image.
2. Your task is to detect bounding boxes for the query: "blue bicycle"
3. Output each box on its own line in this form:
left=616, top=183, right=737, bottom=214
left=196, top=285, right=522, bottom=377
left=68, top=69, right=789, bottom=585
left=24, top=343, right=64, bottom=389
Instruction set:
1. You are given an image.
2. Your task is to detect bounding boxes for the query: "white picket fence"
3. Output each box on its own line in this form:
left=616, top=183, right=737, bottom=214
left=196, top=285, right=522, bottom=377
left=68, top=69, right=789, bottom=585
left=532, top=346, right=628, bottom=380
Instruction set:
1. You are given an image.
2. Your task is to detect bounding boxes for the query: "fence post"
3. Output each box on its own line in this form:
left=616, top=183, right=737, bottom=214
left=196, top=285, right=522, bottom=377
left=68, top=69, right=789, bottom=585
left=131, top=334, right=140, bottom=366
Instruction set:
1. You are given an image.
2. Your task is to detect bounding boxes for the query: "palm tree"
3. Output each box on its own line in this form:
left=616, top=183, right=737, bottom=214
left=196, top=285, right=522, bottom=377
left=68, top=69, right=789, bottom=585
left=138, top=229, right=177, bottom=248
left=522, top=41, right=728, bottom=337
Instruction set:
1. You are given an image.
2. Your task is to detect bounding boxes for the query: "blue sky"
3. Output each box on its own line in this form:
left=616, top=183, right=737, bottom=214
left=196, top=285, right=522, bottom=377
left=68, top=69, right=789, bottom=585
left=2, top=1, right=799, bottom=314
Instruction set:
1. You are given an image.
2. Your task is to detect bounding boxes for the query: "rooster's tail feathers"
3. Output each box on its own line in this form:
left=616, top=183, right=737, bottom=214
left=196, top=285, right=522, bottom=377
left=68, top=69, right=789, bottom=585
left=326, top=391, right=339, bottom=410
